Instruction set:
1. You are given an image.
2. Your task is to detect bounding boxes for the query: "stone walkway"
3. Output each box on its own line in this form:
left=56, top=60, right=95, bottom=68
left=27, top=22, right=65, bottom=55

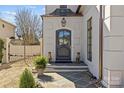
left=37, top=72, right=98, bottom=88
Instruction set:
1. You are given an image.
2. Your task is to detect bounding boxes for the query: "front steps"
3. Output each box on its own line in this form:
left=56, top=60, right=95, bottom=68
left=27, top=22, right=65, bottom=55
left=45, top=62, right=88, bottom=72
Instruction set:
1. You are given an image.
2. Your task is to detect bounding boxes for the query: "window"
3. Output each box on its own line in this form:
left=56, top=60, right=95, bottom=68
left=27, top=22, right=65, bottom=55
left=60, top=5, right=67, bottom=8
left=87, top=17, right=92, bottom=61
left=2, top=24, right=5, bottom=28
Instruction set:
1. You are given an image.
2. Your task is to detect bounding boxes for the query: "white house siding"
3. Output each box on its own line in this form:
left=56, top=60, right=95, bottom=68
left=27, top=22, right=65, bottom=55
left=46, top=5, right=78, bottom=14
left=81, top=5, right=100, bottom=79
left=43, top=16, right=83, bottom=61
left=102, top=5, right=124, bottom=88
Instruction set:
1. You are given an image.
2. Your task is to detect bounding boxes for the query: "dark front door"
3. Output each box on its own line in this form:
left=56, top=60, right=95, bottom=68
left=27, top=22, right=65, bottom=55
left=56, top=29, right=71, bottom=61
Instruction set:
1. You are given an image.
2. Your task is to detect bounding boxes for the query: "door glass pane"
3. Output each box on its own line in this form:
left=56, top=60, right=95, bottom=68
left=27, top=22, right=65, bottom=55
left=59, top=31, right=64, bottom=38
left=63, top=38, right=68, bottom=45
left=59, top=39, right=63, bottom=45
left=58, top=30, right=71, bottom=45
left=63, top=31, right=70, bottom=45
left=58, top=31, right=63, bottom=45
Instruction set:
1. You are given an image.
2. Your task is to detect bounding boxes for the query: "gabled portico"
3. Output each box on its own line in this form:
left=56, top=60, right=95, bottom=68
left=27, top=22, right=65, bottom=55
left=41, top=5, right=83, bottom=62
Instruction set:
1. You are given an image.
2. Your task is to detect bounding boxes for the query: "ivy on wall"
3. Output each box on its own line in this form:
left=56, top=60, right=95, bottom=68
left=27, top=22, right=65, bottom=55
left=0, top=38, right=4, bottom=63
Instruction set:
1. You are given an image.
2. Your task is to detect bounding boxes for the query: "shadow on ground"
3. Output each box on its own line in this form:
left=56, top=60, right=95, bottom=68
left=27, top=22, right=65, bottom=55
left=38, top=74, right=54, bottom=83
left=0, top=64, right=12, bottom=70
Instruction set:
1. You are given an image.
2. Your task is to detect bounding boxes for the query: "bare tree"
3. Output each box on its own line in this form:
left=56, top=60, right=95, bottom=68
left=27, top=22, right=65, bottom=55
left=15, top=8, right=42, bottom=45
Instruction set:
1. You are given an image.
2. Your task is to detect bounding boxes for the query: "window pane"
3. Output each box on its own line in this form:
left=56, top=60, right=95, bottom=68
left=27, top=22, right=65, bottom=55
left=87, top=17, right=92, bottom=61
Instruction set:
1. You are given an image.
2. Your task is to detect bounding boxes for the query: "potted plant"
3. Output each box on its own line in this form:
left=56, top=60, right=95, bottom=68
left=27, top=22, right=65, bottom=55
left=33, top=56, right=48, bottom=76
left=0, top=39, right=4, bottom=65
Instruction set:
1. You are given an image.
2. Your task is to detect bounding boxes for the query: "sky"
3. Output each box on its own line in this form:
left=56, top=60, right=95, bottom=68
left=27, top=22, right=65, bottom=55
left=0, top=5, right=45, bottom=25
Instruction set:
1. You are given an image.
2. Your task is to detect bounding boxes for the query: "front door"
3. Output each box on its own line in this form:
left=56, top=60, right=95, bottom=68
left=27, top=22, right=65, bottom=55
left=56, top=29, right=71, bottom=61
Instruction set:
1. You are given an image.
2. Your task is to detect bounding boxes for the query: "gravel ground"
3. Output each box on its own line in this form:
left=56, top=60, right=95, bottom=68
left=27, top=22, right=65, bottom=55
left=0, top=58, right=33, bottom=88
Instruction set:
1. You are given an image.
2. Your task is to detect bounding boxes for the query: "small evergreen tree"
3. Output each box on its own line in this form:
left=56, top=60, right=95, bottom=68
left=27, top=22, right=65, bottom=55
left=19, top=68, right=35, bottom=88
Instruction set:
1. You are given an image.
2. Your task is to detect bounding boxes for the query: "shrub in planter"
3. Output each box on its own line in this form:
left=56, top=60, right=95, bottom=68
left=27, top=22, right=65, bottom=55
left=0, top=39, right=4, bottom=63
left=33, top=56, right=48, bottom=76
left=19, top=68, right=35, bottom=88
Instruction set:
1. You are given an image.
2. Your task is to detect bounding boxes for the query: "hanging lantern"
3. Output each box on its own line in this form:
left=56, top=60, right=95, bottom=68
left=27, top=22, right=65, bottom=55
left=61, top=17, right=66, bottom=27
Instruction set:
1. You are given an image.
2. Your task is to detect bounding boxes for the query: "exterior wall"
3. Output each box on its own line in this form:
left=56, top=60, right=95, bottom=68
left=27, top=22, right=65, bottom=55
left=46, top=5, right=78, bottom=14
left=43, top=16, right=83, bottom=61
left=0, top=20, right=15, bottom=40
left=102, top=5, right=124, bottom=88
left=81, top=5, right=100, bottom=79
left=0, top=20, right=15, bottom=63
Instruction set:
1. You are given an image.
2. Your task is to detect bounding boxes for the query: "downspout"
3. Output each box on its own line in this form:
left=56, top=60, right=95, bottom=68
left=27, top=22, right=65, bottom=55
left=91, top=5, right=103, bottom=87
left=98, top=5, right=103, bottom=82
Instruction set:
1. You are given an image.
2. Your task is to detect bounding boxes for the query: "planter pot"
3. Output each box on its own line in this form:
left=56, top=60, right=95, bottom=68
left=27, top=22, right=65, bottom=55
left=37, top=68, right=45, bottom=76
